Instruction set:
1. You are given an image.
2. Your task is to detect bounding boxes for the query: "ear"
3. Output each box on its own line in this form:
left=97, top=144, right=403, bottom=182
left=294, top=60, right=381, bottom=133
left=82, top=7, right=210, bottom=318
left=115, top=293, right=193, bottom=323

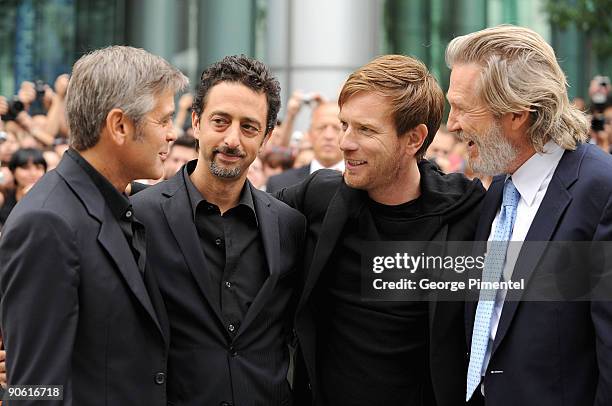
left=191, top=111, right=200, bottom=132
left=104, top=108, right=133, bottom=146
left=504, top=110, right=530, bottom=131
left=402, top=124, right=428, bottom=157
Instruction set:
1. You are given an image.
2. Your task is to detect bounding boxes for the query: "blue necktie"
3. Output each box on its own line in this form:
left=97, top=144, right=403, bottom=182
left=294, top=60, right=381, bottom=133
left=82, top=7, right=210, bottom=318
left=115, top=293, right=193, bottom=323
left=466, top=179, right=521, bottom=400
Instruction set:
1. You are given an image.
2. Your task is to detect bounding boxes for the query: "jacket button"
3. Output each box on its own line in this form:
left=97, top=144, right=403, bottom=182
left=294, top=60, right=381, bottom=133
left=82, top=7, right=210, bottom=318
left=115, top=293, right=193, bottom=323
left=219, top=402, right=233, bottom=406
left=154, top=372, right=166, bottom=385
left=229, top=346, right=238, bottom=357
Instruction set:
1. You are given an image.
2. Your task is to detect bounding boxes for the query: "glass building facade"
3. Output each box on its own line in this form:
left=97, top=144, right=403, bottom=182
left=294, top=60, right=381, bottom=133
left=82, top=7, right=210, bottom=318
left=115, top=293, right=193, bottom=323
left=1, top=0, right=608, bottom=127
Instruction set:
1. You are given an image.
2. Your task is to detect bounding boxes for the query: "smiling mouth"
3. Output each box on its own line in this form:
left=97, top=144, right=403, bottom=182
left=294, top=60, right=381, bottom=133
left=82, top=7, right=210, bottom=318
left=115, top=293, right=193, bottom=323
left=346, top=159, right=367, bottom=167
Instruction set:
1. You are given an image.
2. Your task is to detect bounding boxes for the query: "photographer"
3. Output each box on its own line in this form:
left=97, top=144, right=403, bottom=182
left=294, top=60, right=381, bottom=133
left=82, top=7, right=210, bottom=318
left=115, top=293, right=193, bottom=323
left=0, top=75, right=70, bottom=148
left=588, top=76, right=612, bottom=153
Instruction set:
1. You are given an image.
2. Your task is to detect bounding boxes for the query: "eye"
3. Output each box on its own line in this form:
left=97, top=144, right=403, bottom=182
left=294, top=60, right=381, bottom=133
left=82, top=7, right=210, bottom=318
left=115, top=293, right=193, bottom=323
left=242, top=123, right=260, bottom=136
left=211, top=117, right=228, bottom=127
left=340, top=121, right=348, bottom=131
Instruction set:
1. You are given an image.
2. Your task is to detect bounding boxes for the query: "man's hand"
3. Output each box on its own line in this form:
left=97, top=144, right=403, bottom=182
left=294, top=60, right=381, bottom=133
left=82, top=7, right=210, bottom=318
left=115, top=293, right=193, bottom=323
left=54, top=74, right=69, bottom=100
left=0, top=96, right=8, bottom=116
left=178, top=93, right=193, bottom=112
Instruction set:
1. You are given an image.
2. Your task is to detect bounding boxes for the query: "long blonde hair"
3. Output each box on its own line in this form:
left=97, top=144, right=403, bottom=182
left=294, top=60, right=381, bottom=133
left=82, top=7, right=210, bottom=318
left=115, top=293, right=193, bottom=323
left=446, top=25, right=587, bottom=151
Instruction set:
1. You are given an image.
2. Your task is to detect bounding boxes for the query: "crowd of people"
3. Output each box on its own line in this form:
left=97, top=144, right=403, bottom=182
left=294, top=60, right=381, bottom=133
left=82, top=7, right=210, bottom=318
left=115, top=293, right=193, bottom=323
left=0, top=24, right=611, bottom=406
left=3, top=70, right=611, bottom=231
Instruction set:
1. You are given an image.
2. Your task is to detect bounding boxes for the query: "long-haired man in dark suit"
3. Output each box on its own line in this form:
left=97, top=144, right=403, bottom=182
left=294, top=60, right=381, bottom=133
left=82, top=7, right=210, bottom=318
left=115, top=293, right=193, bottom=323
left=447, top=25, right=612, bottom=406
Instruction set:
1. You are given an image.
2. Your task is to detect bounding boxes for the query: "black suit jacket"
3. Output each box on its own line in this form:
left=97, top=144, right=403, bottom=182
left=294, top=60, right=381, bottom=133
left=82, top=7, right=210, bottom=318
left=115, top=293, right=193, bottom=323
left=0, top=153, right=170, bottom=405
left=266, top=165, right=310, bottom=193
left=275, top=165, right=485, bottom=406
left=131, top=165, right=307, bottom=406
left=467, top=143, right=612, bottom=406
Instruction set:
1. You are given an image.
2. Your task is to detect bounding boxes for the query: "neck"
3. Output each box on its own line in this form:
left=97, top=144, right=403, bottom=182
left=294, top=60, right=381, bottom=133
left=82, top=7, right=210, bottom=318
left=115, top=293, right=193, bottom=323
left=506, top=143, right=537, bottom=175
left=368, top=159, right=421, bottom=205
left=79, top=148, right=129, bottom=192
left=191, top=159, right=246, bottom=214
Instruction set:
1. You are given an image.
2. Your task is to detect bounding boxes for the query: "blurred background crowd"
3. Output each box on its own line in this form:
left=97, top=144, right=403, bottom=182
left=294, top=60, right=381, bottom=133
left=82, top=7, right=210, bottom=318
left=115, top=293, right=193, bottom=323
left=1, top=0, right=611, bottom=229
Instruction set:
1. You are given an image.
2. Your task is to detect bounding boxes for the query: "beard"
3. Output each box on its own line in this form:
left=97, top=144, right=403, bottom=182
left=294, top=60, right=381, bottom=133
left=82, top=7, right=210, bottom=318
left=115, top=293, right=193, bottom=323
left=208, top=145, right=245, bottom=178
left=463, top=121, right=519, bottom=176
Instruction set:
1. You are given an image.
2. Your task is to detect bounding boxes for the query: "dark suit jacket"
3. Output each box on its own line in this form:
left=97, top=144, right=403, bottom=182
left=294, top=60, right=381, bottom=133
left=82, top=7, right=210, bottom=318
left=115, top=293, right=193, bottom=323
left=266, top=165, right=310, bottom=193
left=0, top=153, right=170, bottom=406
left=131, top=165, right=307, bottom=406
left=275, top=165, right=485, bottom=406
left=467, top=143, right=612, bottom=406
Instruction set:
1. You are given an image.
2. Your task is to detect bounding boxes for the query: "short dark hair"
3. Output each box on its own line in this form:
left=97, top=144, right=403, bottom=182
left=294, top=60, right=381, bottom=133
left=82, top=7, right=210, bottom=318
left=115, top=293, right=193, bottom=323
left=192, top=55, right=281, bottom=134
left=171, top=134, right=198, bottom=151
left=8, top=148, right=48, bottom=173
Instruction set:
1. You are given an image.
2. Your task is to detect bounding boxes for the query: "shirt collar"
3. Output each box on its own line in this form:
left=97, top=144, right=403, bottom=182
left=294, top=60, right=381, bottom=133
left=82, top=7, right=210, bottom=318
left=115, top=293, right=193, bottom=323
left=309, top=158, right=345, bottom=174
left=509, top=140, right=565, bottom=207
left=66, top=148, right=133, bottom=222
left=182, top=161, right=258, bottom=225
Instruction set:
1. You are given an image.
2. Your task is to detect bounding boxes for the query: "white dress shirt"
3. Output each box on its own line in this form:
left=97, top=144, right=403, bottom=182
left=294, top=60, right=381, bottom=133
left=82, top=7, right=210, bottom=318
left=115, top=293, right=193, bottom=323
left=309, top=158, right=345, bottom=174
left=481, top=140, right=565, bottom=375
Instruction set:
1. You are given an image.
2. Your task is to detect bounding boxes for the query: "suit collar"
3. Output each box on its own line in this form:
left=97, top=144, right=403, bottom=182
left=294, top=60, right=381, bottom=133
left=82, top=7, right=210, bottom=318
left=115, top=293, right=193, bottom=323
left=181, top=161, right=259, bottom=226
left=55, top=152, right=169, bottom=344
left=161, top=164, right=283, bottom=338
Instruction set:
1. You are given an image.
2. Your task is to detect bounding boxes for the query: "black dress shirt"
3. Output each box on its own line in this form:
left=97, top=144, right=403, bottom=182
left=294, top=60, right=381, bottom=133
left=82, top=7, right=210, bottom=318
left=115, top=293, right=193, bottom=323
left=66, top=149, right=146, bottom=273
left=183, top=163, right=268, bottom=337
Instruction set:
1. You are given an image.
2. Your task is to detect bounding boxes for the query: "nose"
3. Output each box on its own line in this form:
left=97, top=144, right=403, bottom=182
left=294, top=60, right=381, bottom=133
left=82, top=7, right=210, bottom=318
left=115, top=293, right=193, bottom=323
left=224, top=123, right=241, bottom=149
left=446, top=107, right=460, bottom=133
left=166, top=126, right=177, bottom=143
left=339, top=126, right=358, bottom=152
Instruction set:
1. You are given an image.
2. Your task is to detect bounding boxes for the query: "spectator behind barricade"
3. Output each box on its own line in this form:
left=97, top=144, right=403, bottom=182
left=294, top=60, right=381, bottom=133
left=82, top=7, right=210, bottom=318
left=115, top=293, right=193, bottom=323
left=53, top=137, right=69, bottom=157
left=266, top=100, right=343, bottom=193
left=261, top=145, right=294, bottom=179
left=0, top=148, right=47, bottom=227
left=590, top=93, right=612, bottom=153
left=0, top=131, right=19, bottom=164
left=294, top=135, right=315, bottom=168
left=163, top=134, right=198, bottom=179
left=43, top=150, right=61, bottom=171
left=247, top=156, right=266, bottom=190
left=425, top=124, right=456, bottom=173
left=0, top=75, right=70, bottom=148
left=572, top=97, right=586, bottom=111
left=173, top=92, right=193, bottom=137
left=270, top=90, right=324, bottom=147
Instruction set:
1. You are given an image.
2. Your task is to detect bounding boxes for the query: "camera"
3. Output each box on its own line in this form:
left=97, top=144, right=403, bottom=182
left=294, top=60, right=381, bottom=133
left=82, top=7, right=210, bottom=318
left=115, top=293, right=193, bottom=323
left=28, top=80, right=47, bottom=116
left=592, top=114, right=605, bottom=132
left=1, top=97, right=25, bottom=121
left=302, top=94, right=314, bottom=106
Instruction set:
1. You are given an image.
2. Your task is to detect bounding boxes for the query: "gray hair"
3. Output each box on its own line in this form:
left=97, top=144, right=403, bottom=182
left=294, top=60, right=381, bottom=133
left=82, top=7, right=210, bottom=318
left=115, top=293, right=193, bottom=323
left=445, top=25, right=588, bottom=152
left=66, top=46, right=189, bottom=150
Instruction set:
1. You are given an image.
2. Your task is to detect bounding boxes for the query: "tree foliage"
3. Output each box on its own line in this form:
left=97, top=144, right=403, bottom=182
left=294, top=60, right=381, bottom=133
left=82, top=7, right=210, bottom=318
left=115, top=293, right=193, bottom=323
left=545, top=0, right=612, bottom=58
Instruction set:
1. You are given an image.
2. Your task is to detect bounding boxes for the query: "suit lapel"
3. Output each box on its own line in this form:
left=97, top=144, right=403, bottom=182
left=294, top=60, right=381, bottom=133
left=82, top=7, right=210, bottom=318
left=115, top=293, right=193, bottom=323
left=160, top=174, right=226, bottom=326
left=55, top=155, right=166, bottom=341
left=298, top=183, right=365, bottom=310
left=236, top=188, right=280, bottom=339
left=491, top=148, right=581, bottom=354
left=97, top=219, right=166, bottom=338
